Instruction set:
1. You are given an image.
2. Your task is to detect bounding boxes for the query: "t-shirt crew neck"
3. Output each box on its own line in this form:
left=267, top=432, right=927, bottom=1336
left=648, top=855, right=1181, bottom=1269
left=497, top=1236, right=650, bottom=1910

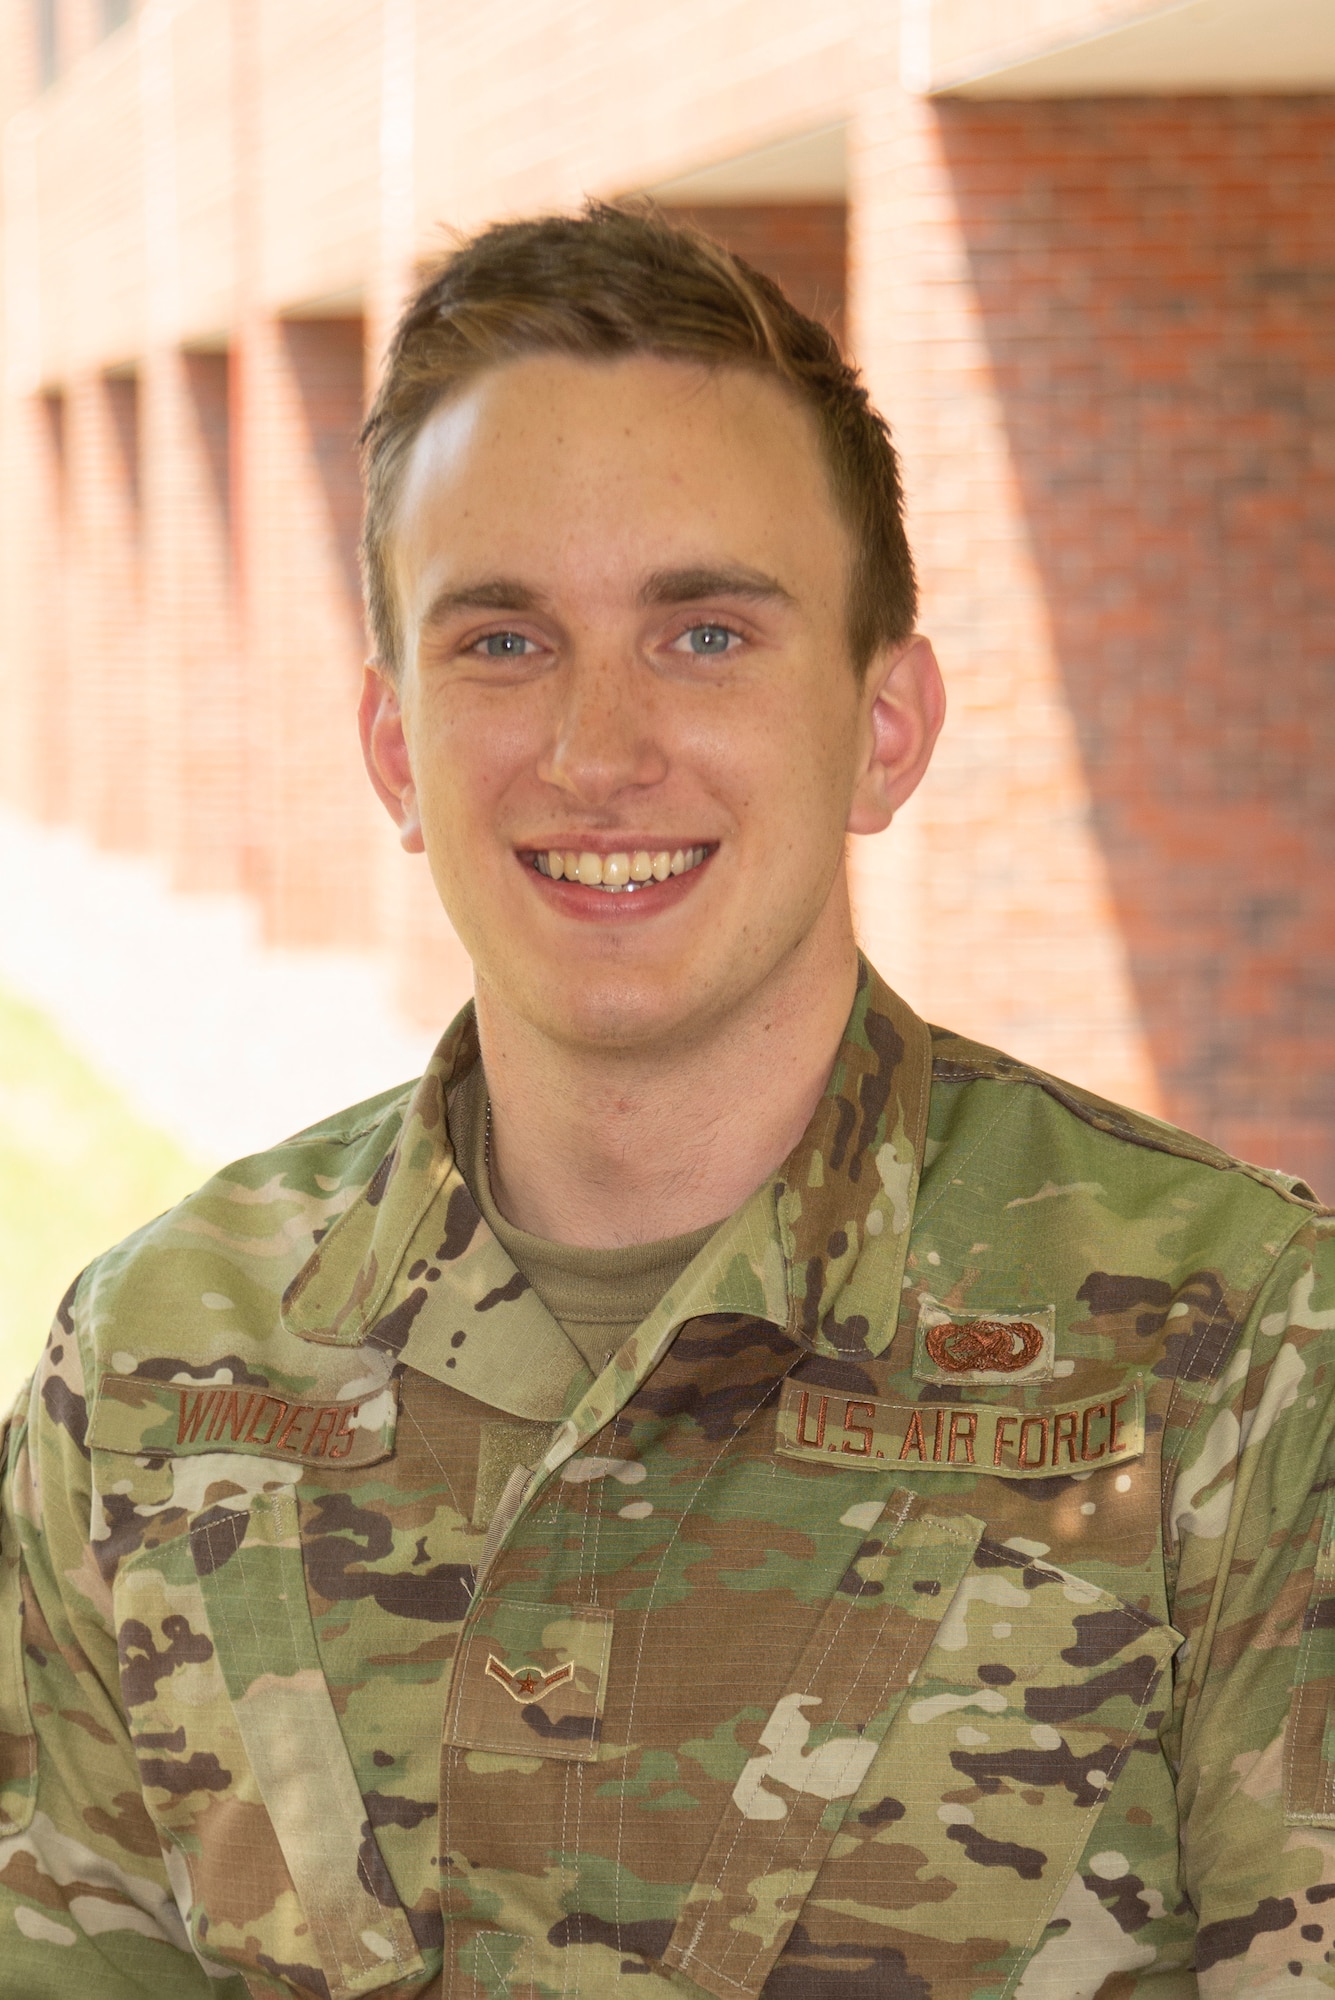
left=448, top=1059, right=719, bottom=1378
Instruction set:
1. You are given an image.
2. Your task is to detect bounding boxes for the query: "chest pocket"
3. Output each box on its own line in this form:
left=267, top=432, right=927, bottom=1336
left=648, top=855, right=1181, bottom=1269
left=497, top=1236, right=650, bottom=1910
left=114, top=1484, right=424, bottom=1999
left=663, top=1501, right=1181, bottom=2000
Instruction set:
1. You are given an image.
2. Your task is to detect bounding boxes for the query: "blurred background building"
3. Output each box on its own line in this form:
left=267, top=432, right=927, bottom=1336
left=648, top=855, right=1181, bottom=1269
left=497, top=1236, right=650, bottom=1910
left=0, top=0, right=1331, bottom=1388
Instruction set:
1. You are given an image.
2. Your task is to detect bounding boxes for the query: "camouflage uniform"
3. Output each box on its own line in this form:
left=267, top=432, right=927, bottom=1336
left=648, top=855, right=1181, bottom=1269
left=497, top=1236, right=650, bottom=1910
left=3, top=961, right=1334, bottom=1999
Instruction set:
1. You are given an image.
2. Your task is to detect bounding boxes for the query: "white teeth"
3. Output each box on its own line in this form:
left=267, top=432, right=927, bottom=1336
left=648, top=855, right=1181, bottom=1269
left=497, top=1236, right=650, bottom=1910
left=535, top=846, right=710, bottom=890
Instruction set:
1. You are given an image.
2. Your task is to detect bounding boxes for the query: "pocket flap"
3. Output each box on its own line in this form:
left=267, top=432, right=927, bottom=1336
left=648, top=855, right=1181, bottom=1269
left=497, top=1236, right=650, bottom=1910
left=663, top=1512, right=1180, bottom=2000
left=663, top=1490, right=984, bottom=1997
left=445, top=1600, right=614, bottom=1764
left=117, top=1488, right=424, bottom=1997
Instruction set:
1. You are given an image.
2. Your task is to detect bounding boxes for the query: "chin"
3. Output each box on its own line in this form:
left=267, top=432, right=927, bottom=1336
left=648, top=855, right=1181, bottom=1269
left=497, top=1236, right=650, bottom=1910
left=530, top=965, right=706, bottom=1053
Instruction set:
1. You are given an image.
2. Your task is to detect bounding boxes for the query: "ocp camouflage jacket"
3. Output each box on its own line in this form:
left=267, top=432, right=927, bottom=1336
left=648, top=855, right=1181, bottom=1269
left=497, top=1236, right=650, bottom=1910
left=3, top=964, right=1335, bottom=1999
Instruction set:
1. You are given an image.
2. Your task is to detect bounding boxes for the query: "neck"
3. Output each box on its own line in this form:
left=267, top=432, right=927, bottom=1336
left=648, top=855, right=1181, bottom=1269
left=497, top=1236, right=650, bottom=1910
left=475, top=908, right=860, bottom=1249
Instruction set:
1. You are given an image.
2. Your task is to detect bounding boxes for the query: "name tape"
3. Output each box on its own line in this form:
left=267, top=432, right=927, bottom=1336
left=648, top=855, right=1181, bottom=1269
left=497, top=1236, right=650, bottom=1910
left=90, top=1372, right=397, bottom=1468
left=776, top=1379, right=1144, bottom=1481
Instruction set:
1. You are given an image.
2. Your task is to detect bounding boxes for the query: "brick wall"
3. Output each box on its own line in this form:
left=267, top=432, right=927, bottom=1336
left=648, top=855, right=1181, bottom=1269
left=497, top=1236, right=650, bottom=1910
left=65, top=370, right=146, bottom=852
left=1, top=0, right=1330, bottom=1192
left=141, top=343, right=244, bottom=894
left=660, top=203, right=848, bottom=347
left=236, top=313, right=381, bottom=947
left=923, top=96, right=1334, bottom=1188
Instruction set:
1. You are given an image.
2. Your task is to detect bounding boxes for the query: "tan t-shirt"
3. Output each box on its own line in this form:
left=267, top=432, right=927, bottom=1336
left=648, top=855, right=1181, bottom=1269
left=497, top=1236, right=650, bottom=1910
left=448, top=1061, right=718, bottom=1520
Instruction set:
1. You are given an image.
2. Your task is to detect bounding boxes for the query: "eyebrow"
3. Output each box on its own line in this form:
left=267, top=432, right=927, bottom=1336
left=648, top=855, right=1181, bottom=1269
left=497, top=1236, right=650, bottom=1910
left=638, top=564, right=795, bottom=609
left=420, top=578, right=547, bottom=628
left=420, top=563, right=795, bottom=632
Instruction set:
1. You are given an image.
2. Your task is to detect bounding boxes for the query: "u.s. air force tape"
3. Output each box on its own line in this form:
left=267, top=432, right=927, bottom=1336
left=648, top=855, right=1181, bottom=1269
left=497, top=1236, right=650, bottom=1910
left=88, top=1371, right=397, bottom=1467
left=775, top=1378, right=1144, bottom=1480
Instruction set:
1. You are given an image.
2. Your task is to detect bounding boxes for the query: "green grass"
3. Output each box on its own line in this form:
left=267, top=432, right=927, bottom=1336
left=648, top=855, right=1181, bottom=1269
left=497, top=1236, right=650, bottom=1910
left=0, top=985, right=214, bottom=1415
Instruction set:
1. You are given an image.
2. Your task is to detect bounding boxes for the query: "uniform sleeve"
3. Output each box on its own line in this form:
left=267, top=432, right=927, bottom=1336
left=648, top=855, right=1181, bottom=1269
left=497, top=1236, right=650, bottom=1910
left=0, top=1287, right=246, bottom=1997
left=1170, top=1214, right=1335, bottom=1993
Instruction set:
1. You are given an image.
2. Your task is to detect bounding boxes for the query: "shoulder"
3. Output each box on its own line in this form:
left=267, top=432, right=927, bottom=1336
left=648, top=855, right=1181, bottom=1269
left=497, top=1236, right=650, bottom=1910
left=928, top=1022, right=1324, bottom=1210
left=914, top=1030, right=1335, bottom=1471
left=923, top=1025, right=1329, bottom=1328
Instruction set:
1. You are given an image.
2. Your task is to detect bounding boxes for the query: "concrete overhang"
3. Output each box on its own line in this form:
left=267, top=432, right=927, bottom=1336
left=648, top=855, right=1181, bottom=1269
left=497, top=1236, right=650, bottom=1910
left=645, top=124, right=847, bottom=203
left=918, top=0, right=1335, bottom=95
left=279, top=287, right=366, bottom=320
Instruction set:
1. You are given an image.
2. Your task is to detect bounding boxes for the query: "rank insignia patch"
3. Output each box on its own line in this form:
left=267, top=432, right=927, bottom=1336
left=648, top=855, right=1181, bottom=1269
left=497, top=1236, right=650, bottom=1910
left=485, top=1655, right=576, bottom=1704
left=445, top=1600, right=614, bottom=1764
left=914, top=1299, right=1056, bottom=1384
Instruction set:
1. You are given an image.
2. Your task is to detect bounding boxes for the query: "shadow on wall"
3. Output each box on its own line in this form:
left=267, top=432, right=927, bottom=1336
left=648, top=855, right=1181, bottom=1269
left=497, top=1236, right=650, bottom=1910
left=282, top=316, right=366, bottom=630
left=939, top=95, right=1335, bottom=1199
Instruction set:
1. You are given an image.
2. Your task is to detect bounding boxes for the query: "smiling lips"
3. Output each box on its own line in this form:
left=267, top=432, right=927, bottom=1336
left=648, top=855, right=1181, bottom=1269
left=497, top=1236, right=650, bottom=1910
left=533, top=847, right=710, bottom=893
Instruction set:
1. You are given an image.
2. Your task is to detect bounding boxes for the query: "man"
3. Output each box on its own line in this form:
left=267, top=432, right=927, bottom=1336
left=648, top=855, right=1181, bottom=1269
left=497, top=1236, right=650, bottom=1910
left=1, top=206, right=1332, bottom=2000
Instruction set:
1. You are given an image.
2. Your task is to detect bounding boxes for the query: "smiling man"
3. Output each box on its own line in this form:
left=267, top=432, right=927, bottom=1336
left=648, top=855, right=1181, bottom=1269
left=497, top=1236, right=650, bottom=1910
left=3, top=207, right=1334, bottom=2000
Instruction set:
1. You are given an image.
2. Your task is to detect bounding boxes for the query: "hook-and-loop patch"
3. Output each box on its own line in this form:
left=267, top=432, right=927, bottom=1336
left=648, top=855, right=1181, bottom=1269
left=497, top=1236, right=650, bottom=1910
left=776, top=1379, right=1144, bottom=1481
left=914, top=1299, right=1057, bottom=1384
left=89, top=1371, right=397, bottom=1467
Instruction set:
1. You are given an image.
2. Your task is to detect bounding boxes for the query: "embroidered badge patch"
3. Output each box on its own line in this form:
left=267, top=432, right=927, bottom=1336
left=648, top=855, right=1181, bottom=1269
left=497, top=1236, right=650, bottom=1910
left=914, top=1299, right=1056, bottom=1384
left=88, top=1371, right=397, bottom=1467
left=445, top=1601, right=614, bottom=1765
left=775, top=1379, right=1144, bottom=1480
left=485, top=1656, right=576, bottom=1704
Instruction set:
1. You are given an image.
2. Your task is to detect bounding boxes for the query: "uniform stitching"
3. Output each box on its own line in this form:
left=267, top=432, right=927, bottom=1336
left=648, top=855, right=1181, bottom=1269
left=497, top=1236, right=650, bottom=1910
left=692, top=1499, right=958, bottom=1979
left=720, top=1605, right=922, bottom=1987
left=196, top=1503, right=413, bottom=1985
left=1286, top=1488, right=1334, bottom=1820
left=614, top=1371, right=788, bottom=1959
left=399, top=1389, right=463, bottom=1522
left=910, top=1086, right=1021, bottom=1232
left=998, top=1656, right=1174, bottom=1999
left=704, top=1503, right=978, bottom=1984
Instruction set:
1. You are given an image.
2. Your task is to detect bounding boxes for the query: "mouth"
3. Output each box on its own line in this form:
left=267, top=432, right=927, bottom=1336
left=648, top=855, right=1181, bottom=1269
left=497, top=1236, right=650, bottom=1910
left=528, top=845, right=712, bottom=894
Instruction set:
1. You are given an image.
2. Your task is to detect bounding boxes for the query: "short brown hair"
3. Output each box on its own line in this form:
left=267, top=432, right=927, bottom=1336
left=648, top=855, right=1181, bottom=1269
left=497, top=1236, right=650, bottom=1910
left=360, top=203, right=917, bottom=675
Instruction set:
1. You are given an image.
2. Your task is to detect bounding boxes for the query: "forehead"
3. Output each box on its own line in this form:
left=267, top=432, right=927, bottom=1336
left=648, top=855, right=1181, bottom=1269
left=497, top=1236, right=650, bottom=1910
left=390, top=353, right=849, bottom=610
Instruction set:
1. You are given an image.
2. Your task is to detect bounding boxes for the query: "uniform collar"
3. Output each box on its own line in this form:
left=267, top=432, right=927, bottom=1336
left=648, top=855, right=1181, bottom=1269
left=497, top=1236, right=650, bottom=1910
left=282, top=959, right=931, bottom=1408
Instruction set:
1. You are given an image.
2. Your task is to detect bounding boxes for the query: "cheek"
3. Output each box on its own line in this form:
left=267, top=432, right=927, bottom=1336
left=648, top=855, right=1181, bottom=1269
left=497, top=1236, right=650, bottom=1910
left=412, top=698, right=533, bottom=826
left=732, top=697, right=860, bottom=822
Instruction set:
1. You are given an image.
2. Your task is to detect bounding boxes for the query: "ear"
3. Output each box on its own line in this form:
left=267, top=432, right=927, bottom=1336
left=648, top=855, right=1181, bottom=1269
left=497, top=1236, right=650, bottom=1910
left=359, top=663, right=425, bottom=853
left=846, top=635, right=946, bottom=838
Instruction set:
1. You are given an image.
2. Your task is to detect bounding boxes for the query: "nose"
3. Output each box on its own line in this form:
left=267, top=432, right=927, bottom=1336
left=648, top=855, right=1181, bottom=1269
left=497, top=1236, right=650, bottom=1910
left=536, top=652, right=669, bottom=806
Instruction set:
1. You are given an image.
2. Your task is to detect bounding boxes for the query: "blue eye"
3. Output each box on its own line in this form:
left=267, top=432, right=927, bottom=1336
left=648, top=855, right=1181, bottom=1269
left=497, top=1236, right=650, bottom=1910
left=685, top=625, right=734, bottom=655
left=479, top=632, right=530, bottom=656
